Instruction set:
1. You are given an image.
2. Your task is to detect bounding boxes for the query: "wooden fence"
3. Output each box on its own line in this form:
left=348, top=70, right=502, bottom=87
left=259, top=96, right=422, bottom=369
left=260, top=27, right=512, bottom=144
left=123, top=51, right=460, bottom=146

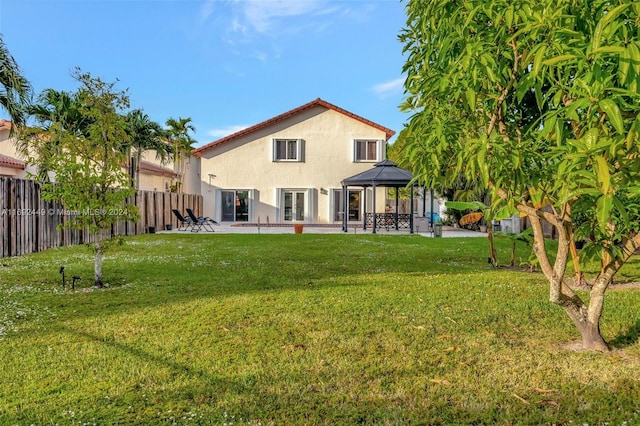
left=0, top=177, right=203, bottom=258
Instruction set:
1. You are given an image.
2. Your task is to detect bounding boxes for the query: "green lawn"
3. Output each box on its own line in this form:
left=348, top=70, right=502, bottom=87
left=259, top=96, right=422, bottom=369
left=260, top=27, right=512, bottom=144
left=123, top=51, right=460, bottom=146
left=0, top=234, right=638, bottom=425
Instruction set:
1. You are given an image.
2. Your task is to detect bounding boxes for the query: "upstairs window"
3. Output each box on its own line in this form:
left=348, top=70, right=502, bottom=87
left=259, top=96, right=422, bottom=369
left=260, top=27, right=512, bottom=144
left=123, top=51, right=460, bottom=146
left=273, top=139, right=304, bottom=162
left=354, top=139, right=380, bottom=162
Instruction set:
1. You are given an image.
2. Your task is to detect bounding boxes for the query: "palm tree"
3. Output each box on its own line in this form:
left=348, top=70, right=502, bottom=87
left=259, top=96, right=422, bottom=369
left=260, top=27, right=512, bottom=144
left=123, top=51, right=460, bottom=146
left=0, top=34, right=32, bottom=130
left=19, top=88, right=87, bottom=182
left=165, top=117, right=197, bottom=193
left=124, top=110, right=170, bottom=189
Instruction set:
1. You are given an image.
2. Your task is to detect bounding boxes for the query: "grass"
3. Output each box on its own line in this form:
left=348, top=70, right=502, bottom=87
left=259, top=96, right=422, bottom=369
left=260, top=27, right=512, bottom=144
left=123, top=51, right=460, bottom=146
left=0, top=233, right=639, bottom=425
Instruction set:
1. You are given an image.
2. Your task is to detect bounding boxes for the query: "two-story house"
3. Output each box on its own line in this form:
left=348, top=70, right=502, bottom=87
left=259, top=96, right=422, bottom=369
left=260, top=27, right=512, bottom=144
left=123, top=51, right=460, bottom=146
left=192, top=98, right=395, bottom=225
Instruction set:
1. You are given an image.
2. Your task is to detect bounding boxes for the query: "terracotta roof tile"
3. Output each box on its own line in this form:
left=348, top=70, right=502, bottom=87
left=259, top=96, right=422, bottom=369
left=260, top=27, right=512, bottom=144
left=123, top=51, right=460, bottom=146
left=192, top=98, right=395, bottom=156
left=139, top=160, right=178, bottom=178
left=0, top=119, right=12, bottom=131
left=0, top=154, right=26, bottom=169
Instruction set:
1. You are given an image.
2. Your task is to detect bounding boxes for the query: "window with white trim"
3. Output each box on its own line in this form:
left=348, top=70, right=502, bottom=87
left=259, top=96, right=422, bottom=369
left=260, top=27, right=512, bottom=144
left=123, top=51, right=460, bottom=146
left=273, top=138, right=304, bottom=162
left=354, top=139, right=380, bottom=162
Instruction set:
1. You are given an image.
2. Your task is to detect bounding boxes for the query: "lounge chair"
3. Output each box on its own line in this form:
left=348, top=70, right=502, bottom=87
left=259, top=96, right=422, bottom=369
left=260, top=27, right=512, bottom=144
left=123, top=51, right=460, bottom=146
left=185, top=208, right=217, bottom=232
left=172, top=209, right=194, bottom=231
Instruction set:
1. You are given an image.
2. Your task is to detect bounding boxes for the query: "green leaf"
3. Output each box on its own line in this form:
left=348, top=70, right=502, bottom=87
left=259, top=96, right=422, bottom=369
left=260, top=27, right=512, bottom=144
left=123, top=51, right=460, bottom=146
left=444, top=201, right=487, bottom=212
left=596, top=194, right=613, bottom=233
left=594, top=156, right=610, bottom=194
left=591, top=46, right=625, bottom=55
left=599, top=99, right=625, bottom=134
left=543, top=55, right=576, bottom=66
left=465, top=88, right=476, bottom=111
left=532, top=45, right=546, bottom=77
left=582, top=128, right=600, bottom=151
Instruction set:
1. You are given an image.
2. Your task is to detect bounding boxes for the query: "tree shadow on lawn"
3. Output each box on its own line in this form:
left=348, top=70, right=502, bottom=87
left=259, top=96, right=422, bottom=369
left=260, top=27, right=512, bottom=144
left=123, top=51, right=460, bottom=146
left=609, top=319, right=640, bottom=349
left=54, top=323, right=249, bottom=408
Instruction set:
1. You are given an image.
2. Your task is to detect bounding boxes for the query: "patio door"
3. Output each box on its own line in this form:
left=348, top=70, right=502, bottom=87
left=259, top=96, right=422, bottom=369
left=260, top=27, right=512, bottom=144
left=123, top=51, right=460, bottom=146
left=221, top=190, right=249, bottom=222
left=333, top=189, right=362, bottom=222
left=283, top=190, right=305, bottom=222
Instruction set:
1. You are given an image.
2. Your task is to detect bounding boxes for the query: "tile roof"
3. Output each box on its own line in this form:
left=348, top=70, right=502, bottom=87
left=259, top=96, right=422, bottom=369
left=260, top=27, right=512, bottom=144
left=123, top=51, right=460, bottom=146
left=0, top=119, right=12, bottom=131
left=0, top=154, right=26, bottom=170
left=192, top=98, right=395, bottom=156
left=139, top=160, right=178, bottom=178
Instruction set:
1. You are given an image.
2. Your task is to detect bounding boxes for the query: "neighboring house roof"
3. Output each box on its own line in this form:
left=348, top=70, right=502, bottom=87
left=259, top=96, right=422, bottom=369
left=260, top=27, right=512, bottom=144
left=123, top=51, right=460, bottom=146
left=0, top=154, right=26, bottom=170
left=192, top=98, right=396, bottom=156
left=139, top=160, right=178, bottom=178
left=0, top=119, right=12, bottom=131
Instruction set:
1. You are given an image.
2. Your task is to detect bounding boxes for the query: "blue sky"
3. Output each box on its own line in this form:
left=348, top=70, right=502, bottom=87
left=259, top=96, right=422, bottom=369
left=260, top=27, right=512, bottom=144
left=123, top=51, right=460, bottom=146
left=0, top=0, right=408, bottom=147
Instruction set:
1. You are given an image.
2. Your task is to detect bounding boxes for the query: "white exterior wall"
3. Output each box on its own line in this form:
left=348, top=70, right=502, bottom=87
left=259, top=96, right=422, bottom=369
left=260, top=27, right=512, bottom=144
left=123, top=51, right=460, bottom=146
left=198, top=106, right=389, bottom=224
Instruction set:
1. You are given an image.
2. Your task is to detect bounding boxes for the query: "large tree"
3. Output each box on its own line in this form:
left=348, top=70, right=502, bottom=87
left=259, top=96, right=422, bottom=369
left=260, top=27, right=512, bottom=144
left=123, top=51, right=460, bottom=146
left=0, top=34, right=31, bottom=129
left=20, top=69, right=138, bottom=287
left=400, top=0, right=640, bottom=351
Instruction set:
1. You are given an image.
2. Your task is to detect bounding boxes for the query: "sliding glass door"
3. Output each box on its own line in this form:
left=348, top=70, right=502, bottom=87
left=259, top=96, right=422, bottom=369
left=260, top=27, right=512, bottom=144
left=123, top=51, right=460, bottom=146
left=221, top=190, right=249, bottom=222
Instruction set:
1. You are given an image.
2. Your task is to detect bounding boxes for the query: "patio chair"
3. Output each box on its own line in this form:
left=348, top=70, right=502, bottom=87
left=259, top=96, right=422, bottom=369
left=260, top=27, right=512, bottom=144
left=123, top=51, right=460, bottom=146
left=172, top=209, right=193, bottom=231
left=185, top=208, right=217, bottom=232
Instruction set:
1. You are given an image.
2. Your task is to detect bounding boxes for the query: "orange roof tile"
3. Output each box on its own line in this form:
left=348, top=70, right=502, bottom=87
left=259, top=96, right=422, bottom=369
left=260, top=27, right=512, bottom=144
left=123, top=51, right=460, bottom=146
left=0, top=119, right=12, bottom=131
left=0, top=154, right=25, bottom=169
left=192, top=98, right=395, bottom=156
left=139, top=160, right=178, bottom=178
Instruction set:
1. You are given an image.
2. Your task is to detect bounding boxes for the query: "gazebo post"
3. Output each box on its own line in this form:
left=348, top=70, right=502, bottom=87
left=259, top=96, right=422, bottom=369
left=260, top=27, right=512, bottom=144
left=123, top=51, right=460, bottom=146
left=410, top=185, right=415, bottom=234
left=363, top=188, right=367, bottom=231
left=342, top=183, right=348, bottom=232
left=372, top=183, right=377, bottom=234
left=394, top=187, right=399, bottom=230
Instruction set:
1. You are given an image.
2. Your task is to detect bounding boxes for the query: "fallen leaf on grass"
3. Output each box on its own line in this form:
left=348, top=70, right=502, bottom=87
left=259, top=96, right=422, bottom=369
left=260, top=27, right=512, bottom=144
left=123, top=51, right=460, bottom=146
left=281, top=343, right=306, bottom=351
left=534, top=388, right=557, bottom=394
left=512, top=393, right=530, bottom=404
left=411, top=325, right=426, bottom=330
left=429, top=379, right=451, bottom=386
left=444, top=346, right=459, bottom=352
left=438, top=334, right=453, bottom=340
left=445, top=316, right=458, bottom=324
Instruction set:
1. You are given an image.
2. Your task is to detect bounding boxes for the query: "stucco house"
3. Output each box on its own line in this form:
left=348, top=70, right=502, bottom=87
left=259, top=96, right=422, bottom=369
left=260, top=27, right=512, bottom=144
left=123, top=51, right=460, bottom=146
left=192, top=98, right=395, bottom=225
left=0, top=120, right=32, bottom=178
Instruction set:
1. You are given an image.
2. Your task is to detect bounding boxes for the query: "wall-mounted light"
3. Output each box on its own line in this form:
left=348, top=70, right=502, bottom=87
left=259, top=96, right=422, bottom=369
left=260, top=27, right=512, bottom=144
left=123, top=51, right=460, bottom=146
left=208, top=173, right=216, bottom=185
left=320, top=188, right=328, bottom=195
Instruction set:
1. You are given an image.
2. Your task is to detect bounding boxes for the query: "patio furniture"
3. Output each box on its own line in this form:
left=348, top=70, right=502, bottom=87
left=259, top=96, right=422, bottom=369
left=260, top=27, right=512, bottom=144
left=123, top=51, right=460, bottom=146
left=185, top=208, right=217, bottom=232
left=172, top=209, right=193, bottom=231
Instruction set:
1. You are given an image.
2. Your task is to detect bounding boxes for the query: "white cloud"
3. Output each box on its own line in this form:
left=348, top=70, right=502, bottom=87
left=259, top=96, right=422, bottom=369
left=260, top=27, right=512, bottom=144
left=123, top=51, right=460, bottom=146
left=371, top=77, right=405, bottom=100
left=207, top=124, right=250, bottom=139
left=199, top=0, right=216, bottom=24
left=242, top=0, right=328, bottom=33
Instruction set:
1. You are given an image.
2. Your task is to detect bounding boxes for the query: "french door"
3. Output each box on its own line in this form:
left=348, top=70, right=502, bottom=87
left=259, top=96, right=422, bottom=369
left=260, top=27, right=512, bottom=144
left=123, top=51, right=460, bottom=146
left=283, top=190, right=305, bottom=222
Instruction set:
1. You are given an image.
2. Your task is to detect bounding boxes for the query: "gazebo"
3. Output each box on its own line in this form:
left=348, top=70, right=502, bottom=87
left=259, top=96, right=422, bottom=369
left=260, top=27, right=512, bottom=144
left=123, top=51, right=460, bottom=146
left=341, top=159, right=416, bottom=233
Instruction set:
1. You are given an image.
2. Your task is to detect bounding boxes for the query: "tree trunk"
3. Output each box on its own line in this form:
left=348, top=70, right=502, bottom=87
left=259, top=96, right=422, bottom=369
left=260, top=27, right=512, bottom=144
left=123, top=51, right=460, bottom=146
left=94, top=240, right=104, bottom=288
left=521, top=207, right=610, bottom=351
left=487, top=229, right=497, bottom=267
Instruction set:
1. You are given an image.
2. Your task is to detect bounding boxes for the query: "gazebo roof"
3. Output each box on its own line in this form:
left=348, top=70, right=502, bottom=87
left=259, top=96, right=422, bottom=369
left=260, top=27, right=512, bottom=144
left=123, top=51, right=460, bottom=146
left=342, top=159, right=413, bottom=187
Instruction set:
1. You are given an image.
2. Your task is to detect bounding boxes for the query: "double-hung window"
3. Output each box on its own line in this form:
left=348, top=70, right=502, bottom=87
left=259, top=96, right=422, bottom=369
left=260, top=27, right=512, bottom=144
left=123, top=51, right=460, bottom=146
left=273, top=138, right=304, bottom=162
left=354, top=139, right=380, bottom=162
